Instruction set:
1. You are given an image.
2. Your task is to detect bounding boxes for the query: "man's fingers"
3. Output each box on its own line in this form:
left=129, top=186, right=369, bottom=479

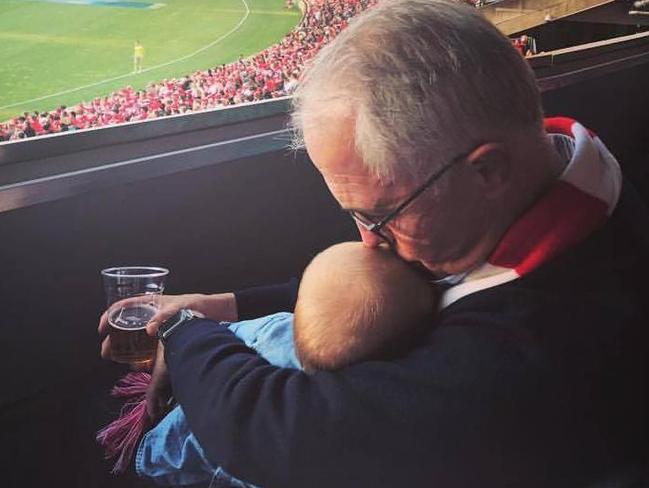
left=146, top=391, right=168, bottom=421
left=100, top=336, right=112, bottom=360
left=146, top=317, right=162, bottom=337
left=98, top=296, right=143, bottom=335
left=146, top=343, right=171, bottom=421
left=98, top=310, right=109, bottom=334
left=146, top=307, right=178, bottom=336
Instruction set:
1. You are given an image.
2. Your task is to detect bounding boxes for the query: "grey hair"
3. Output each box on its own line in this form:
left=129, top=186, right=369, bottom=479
left=291, top=0, right=543, bottom=183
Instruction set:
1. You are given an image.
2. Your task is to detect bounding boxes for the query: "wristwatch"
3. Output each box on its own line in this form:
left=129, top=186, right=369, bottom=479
left=157, top=308, right=203, bottom=345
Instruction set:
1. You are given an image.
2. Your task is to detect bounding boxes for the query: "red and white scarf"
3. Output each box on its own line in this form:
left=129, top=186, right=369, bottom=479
left=441, top=117, right=622, bottom=309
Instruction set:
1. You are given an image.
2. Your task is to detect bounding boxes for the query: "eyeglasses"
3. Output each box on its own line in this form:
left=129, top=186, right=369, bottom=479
left=348, top=151, right=468, bottom=245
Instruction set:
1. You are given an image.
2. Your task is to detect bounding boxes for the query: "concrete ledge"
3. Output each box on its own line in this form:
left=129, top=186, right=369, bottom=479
left=482, top=0, right=616, bottom=35
left=529, top=31, right=649, bottom=90
left=0, top=97, right=292, bottom=166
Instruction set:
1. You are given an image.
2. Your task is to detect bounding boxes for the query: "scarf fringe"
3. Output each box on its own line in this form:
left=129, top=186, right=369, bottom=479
left=96, top=372, right=153, bottom=474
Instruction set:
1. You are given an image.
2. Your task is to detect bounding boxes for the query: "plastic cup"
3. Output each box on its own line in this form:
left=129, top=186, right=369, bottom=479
left=101, top=266, right=169, bottom=366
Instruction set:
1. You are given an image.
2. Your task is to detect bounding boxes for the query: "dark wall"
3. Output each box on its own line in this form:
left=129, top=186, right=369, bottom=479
left=0, top=148, right=357, bottom=488
left=542, top=60, right=649, bottom=201
left=526, top=21, right=648, bottom=52
left=1, top=149, right=358, bottom=404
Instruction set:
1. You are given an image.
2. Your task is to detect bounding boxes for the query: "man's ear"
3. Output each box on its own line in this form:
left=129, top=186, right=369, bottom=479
left=465, top=142, right=510, bottom=198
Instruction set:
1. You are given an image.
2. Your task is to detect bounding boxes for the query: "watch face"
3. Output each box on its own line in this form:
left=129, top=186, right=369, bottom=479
left=158, top=309, right=196, bottom=342
left=158, top=309, right=183, bottom=337
left=167, top=310, right=184, bottom=327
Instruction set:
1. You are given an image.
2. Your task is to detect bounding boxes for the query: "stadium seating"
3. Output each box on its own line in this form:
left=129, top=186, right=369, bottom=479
left=0, top=0, right=376, bottom=141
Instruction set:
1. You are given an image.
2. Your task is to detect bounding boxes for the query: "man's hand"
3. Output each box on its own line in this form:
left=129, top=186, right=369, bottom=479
left=98, top=292, right=238, bottom=360
left=146, top=342, right=172, bottom=422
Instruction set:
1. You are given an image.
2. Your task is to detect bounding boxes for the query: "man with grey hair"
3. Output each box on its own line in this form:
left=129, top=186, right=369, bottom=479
left=100, top=0, right=649, bottom=486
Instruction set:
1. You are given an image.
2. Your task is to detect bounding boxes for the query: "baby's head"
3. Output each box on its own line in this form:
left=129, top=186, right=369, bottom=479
left=294, top=242, right=437, bottom=373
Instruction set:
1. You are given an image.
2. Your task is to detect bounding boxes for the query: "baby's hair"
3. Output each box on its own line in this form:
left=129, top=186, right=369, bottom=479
left=294, top=242, right=437, bottom=373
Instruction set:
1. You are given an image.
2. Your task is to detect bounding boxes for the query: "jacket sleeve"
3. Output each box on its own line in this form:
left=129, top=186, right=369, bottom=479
left=234, top=278, right=299, bottom=320
left=163, top=317, right=554, bottom=488
left=165, top=319, right=368, bottom=487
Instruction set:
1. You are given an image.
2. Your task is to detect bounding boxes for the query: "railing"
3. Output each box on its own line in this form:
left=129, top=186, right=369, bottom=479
left=0, top=98, right=292, bottom=213
left=530, top=30, right=649, bottom=90
left=481, top=0, right=617, bottom=34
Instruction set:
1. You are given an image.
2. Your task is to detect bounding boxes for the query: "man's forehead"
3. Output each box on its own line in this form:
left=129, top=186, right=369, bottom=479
left=305, top=122, right=374, bottom=179
left=317, top=165, right=373, bottom=183
left=302, top=110, right=413, bottom=210
left=319, top=165, right=406, bottom=212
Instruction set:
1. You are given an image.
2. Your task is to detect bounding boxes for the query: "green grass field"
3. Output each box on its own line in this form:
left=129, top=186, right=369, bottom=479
left=0, top=0, right=301, bottom=120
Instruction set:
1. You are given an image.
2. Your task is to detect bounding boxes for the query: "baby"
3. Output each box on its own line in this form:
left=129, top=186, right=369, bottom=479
left=137, top=241, right=438, bottom=486
left=294, top=240, right=436, bottom=371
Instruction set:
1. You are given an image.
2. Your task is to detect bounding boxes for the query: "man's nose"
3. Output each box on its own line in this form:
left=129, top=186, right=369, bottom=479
left=358, top=226, right=384, bottom=248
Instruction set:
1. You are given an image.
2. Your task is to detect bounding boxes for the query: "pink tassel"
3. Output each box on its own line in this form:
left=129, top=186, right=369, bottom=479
left=97, top=372, right=153, bottom=474
left=111, top=372, right=152, bottom=397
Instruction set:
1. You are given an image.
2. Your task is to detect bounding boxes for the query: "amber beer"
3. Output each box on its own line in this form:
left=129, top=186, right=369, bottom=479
left=102, top=266, right=168, bottom=365
left=108, top=302, right=158, bottom=364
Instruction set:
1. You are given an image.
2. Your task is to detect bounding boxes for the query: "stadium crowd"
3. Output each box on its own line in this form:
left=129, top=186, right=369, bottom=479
left=0, top=0, right=376, bottom=142
left=0, top=0, right=517, bottom=142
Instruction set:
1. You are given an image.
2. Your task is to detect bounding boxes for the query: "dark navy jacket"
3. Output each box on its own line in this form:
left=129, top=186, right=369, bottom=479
left=165, top=182, right=649, bottom=488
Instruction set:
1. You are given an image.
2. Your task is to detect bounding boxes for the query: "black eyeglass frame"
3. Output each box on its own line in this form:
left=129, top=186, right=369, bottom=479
left=348, top=151, right=470, bottom=244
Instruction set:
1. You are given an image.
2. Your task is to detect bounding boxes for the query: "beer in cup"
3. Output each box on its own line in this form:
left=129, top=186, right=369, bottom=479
left=101, top=266, right=169, bottom=366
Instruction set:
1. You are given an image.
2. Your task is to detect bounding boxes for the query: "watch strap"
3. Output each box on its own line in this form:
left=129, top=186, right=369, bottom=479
left=157, top=309, right=201, bottom=344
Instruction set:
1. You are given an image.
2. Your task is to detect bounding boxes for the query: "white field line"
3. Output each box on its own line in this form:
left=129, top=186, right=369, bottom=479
left=0, top=0, right=250, bottom=111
